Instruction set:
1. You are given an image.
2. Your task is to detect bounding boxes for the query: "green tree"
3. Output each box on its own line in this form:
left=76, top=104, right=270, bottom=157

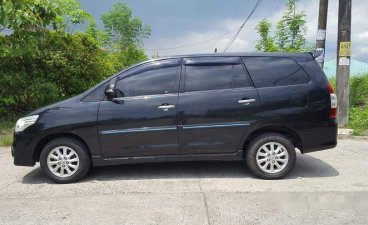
left=0, top=1, right=151, bottom=119
left=276, top=0, right=307, bottom=52
left=255, top=19, right=278, bottom=52
left=100, top=2, right=151, bottom=68
left=101, top=2, right=151, bottom=51
left=86, top=20, right=109, bottom=47
left=0, top=31, right=120, bottom=117
left=115, top=46, right=148, bottom=69
left=255, top=0, right=307, bottom=52
left=0, top=0, right=61, bottom=31
left=0, top=0, right=92, bottom=31
left=0, top=0, right=92, bottom=57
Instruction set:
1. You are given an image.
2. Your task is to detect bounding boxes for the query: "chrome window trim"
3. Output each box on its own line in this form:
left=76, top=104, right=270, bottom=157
left=112, top=93, right=178, bottom=101
left=179, top=86, right=256, bottom=96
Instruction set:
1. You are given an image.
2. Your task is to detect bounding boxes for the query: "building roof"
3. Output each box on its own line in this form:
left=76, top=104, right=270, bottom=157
left=323, top=59, right=368, bottom=77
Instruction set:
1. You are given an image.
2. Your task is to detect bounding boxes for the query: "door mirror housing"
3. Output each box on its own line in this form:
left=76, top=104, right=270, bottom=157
left=105, top=84, right=116, bottom=100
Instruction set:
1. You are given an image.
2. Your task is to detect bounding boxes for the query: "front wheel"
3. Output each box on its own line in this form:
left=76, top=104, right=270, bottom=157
left=40, top=138, right=91, bottom=183
left=245, top=133, right=296, bottom=179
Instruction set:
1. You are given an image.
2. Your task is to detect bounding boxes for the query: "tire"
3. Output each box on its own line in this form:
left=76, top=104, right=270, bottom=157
left=245, top=133, right=296, bottom=179
left=40, top=137, right=91, bottom=183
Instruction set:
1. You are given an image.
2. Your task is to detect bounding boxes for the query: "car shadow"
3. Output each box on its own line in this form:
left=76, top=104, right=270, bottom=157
left=22, top=153, right=339, bottom=184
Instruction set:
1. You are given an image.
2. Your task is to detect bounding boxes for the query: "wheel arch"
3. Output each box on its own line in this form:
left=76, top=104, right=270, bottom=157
left=33, top=133, right=91, bottom=163
left=241, top=125, right=303, bottom=154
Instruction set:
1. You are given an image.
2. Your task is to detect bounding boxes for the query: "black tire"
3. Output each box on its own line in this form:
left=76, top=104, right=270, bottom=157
left=245, top=133, right=296, bottom=179
left=40, top=137, right=91, bottom=183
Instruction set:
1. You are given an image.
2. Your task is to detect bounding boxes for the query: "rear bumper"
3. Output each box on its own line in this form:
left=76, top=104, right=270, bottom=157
left=298, top=121, right=338, bottom=153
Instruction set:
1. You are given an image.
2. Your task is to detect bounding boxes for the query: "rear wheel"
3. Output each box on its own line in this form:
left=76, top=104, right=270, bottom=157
left=40, top=138, right=91, bottom=183
left=245, top=133, right=296, bottom=179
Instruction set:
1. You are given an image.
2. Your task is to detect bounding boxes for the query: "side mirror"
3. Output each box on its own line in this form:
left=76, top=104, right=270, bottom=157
left=105, top=84, right=116, bottom=100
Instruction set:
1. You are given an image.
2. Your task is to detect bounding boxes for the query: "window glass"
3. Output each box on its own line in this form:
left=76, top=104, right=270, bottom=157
left=243, top=57, right=310, bottom=88
left=116, top=62, right=178, bottom=97
left=274, top=69, right=311, bottom=86
left=185, top=64, right=250, bottom=92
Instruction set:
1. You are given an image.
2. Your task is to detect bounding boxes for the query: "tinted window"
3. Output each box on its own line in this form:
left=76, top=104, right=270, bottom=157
left=243, top=57, right=311, bottom=88
left=184, top=64, right=250, bottom=92
left=274, top=69, right=311, bottom=86
left=116, top=61, right=179, bottom=97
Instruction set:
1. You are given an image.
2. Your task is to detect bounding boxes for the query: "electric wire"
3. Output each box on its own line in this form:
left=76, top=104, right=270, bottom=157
left=222, top=0, right=263, bottom=52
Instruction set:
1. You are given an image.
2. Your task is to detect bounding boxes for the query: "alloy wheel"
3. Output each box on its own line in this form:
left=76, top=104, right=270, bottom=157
left=256, top=142, right=289, bottom=174
left=46, top=146, right=80, bottom=178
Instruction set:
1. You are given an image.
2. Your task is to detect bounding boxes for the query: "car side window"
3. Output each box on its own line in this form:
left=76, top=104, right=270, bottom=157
left=184, top=63, right=251, bottom=92
left=115, top=60, right=179, bottom=97
left=243, top=57, right=311, bottom=88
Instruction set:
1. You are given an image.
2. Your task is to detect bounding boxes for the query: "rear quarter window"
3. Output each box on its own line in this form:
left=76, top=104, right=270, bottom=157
left=243, top=57, right=311, bottom=88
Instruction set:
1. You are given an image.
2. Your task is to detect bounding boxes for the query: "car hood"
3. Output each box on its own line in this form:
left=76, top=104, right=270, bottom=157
left=26, top=93, right=85, bottom=116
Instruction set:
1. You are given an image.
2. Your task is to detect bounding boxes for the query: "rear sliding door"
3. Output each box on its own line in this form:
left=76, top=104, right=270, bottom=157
left=177, top=57, right=260, bottom=154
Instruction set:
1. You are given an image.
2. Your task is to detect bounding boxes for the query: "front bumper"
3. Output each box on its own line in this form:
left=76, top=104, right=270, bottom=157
left=12, top=132, right=40, bottom=167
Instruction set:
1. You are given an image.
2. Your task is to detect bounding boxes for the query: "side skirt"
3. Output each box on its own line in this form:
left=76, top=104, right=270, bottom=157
left=92, top=150, right=244, bottom=167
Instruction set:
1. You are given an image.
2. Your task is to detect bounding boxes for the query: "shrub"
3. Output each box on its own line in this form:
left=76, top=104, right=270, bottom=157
left=329, top=74, right=368, bottom=133
left=350, top=75, right=368, bottom=107
left=0, top=31, right=123, bottom=118
left=350, top=107, right=368, bottom=135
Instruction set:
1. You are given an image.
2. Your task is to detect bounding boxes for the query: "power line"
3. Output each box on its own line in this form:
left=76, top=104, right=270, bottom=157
left=264, top=0, right=285, bottom=20
left=244, top=0, right=285, bottom=50
left=144, top=1, right=248, bottom=52
left=144, top=29, right=238, bottom=51
left=229, top=0, right=245, bottom=27
left=229, top=0, right=282, bottom=51
left=223, top=0, right=263, bottom=52
left=144, top=0, right=263, bottom=53
left=224, top=0, right=248, bottom=52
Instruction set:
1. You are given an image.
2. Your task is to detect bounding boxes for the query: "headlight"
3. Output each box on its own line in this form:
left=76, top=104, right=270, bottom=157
left=15, top=115, right=39, bottom=132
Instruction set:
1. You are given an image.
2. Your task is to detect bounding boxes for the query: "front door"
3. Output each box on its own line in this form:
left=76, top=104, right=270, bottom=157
left=178, top=57, right=260, bottom=154
left=98, top=59, right=181, bottom=158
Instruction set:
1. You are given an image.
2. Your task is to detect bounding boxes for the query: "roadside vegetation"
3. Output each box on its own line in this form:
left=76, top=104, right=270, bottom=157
left=0, top=0, right=151, bottom=146
left=329, top=74, right=368, bottom=135
left=0, top=1, right=150, bottom=120
left=255, top=0, right=308, bottom=52
left=0, top=120, right=13, bottom=147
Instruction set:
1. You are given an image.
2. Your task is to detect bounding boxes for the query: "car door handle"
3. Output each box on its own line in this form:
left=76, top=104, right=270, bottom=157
left=158, top=104, right=175, bottom=111
left=238, top=99, right=256, bottom=105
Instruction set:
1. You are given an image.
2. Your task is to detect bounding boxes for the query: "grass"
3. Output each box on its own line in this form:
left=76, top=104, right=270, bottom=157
left=329, top=74, right=368, bottom=136
left=0, top=133, right=13, bottom=146
left=0, top=120, right=14, bottom=147
left=350, top=107, right=368, bottom=135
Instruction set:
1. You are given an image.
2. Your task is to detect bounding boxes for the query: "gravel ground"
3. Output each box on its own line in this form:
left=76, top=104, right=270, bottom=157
left=0, top=139, right=368, bottom=225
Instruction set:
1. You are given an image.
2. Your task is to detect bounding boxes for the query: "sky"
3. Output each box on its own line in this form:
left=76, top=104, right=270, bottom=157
left=78, top=0, right=368, bottom=62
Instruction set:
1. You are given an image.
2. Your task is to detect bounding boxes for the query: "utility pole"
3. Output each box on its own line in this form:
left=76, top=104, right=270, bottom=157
left=315, top=0, right=329, bottom=68
left=336, top=0, right=352, bottom=127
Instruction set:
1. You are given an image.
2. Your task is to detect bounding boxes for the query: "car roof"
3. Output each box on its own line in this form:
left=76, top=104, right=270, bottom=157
left=151, top=52, right=314, bottom=61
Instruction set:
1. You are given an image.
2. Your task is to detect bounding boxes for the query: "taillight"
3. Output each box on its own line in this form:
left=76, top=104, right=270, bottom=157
left=328, top=84, right=337, bottom=119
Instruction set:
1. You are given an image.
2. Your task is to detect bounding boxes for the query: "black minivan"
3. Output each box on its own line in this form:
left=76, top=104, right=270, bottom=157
left=12, top=52, right=337, bottom=183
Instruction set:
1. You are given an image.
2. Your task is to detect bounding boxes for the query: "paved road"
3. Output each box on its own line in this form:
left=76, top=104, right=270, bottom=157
left=1, top=139, right=368, bottom=225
